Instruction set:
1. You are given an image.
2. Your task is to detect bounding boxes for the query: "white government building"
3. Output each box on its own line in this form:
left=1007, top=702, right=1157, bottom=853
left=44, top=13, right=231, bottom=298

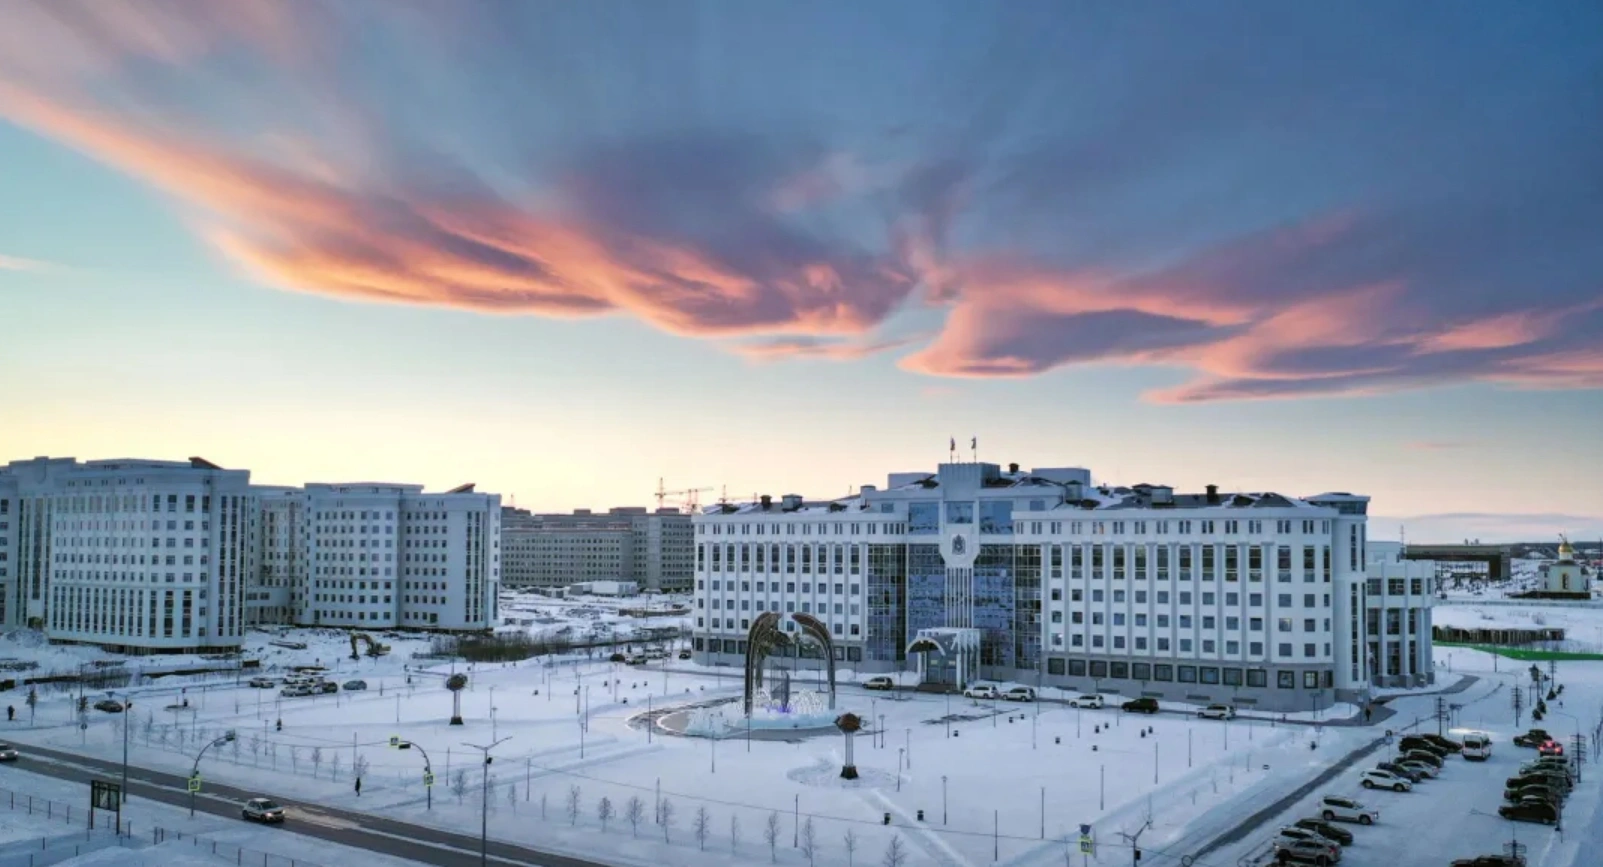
left=692, top=460, right=1431, bottom=711
left=0, top=456, right=501, bottom=653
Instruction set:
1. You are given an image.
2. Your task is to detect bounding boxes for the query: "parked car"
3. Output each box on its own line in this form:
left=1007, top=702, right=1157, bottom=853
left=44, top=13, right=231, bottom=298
left=963, top=685, right=1000, bottom=700
left=1317, top=795, right=1376, bottom=825
left=863, top=676, right=895, bottom=691
left=1397, top=759, right=1438, bottom=779
left=644, top=649, right=668, bottom=661
left=677, top=649, right=692, bottom=660
left=92, top=699, right=124, bottom=713
left=1121, top=697, right=1160, bottom=714
left=1375, top=761, right=1422, bottom=783
left=0, top=743, right=18, bottom=762
left=316, top=681, right=338, bottom=694
left=1462, top=732, right=1493, bottom=761
left=1291, top=818, right=1353, bottom=846
left=625, top=654, right=648, bottom=665
left=1318, top=795, right=1377, bottom=825
left=1004, top=687, right=1036, bottom=702
left=1512, top=729, right=1551, bottom=748
left=609, top=652, right=627, bottom=663
left=1506, top=772, right=1570, bottom=793
left=279, top=685, right=310, bottom=698
left=1401, top=749, right=1443, bottom=768
left=342, top=680, right=367, bottom=691
left=1069, top=694, right=1105, bottom=709
left=1273, top=838, right=1339, bottom=865
left=1421, top=733, right=1463, bottom=753
left=248, top=677, right=276, bottom=689
left=1397, top=736, right=1448, bottom=757
left=1519, top=758, right=1572, bottom=779
left=1275, top=826, right=1342, bottom=859
left=1503, top=784, right=1563, bottom=804
left=1360, top=769, right=1412, bottom=792
left=1198, top=704, right=1236, bottom=720
left=1538, top=739, right=1565, bottom=757
left=1498, top=797, right=1557, bottom=824
left=1450, top=855, right=1526, bottom=867
left=241, top=797, right=286, bottom=824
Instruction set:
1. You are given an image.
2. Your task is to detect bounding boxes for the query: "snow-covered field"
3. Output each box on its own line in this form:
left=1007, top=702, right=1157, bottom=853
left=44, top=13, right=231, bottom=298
left=0, top=588, right=1600, bottom=867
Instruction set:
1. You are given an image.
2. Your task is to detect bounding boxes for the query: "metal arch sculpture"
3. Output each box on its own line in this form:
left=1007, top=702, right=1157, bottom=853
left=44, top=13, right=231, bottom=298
left=743, top=612, right=790, bottom=717
left=789, top=613, right=838, bottom=712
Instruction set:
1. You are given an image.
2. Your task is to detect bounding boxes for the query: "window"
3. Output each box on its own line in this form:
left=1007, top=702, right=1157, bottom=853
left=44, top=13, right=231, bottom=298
left=1278, top=671, right=1296, bottom=689
left=1153, top=664, right=1173, bottom=682
left=1303, top=671, right=1321, bottom=688
left=1200, top=667, right=1220, bottom=684
left=1304, top=643, right=1316, bottom=658
left=1132, top=662, right=1151, bottom=680
left=1177, top=666, right=1198, bottom=683
left=1247, top=669, right=1268, bottom=688
left=945, top=502, right=974, bottom=525
left=1249, top=617, right=1263, bottom=631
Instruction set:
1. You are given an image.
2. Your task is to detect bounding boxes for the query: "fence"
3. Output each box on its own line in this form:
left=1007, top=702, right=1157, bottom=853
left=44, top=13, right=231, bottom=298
left=0, top=787, right=84, bottom=828
left=149, top=826, right=330, bottom=867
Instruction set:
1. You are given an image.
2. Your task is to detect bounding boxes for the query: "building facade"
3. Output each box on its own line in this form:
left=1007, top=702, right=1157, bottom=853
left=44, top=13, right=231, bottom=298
left=692, top=461, right=1381, bottom=711
left=1542, top=538, right=1593, bottom=594
left=0, top=456, right=501, bottom=652
left=501, top=507, right=692, bottom=593
left=1362, top=541, right=1435, bottom=688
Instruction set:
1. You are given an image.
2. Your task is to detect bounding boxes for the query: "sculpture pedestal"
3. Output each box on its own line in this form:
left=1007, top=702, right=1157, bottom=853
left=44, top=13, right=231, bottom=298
left=449, top=716, right=464, bottom=726
left=840, top=764, right=859, bottom=780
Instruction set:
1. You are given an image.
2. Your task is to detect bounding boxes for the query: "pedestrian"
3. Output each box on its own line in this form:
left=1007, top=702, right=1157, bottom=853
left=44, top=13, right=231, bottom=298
left=1364, top=707, right=1372, bottom=723
left=5, top=705, right=12, bottom=721
left=355, top=777, right=362, bottom=797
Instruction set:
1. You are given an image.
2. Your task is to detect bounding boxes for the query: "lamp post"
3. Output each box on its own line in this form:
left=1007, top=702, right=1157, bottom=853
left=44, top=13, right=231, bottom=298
left=897, top=748, right=904, bottom=791
left=942, top=775, right=948, bottom=825
left=462, top=737, right=512, bottom=867
left=109, top=691, right=130, bottom=804
left=395, top=740, right=434, bottom=810
left=188, top=730, right=237, bottom=817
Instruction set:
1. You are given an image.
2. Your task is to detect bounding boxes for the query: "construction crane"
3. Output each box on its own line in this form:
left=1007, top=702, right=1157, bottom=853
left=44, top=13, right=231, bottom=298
left=656, top=478, right=714, bottom=513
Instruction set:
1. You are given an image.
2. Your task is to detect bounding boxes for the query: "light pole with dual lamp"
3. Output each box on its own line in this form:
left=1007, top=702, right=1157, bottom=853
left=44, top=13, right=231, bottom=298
left=188, top=730, right=237, bottom=817
left=462, top=737, right=512, bottom=867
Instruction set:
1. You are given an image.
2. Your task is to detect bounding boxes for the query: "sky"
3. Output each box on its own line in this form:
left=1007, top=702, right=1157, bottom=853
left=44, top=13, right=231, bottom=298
left=1, top=0, right=1600, bottom=543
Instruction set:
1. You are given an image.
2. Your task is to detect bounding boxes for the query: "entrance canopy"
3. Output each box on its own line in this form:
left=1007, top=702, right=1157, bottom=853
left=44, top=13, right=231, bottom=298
left=907, top=627, right=981, bottom=690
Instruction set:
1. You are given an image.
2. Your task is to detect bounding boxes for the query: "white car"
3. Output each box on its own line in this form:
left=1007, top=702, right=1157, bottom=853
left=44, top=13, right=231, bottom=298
left=1004, top=687, right=1036, bottom=702
left=1318, top=795, right=1376, bottom=825
left=1197, top=704, right=1236, bottom=720
left=0, top=743, right=18, bottom=762
left=1069, top=694, right=1105, bottom=709
left=963, top=685, right=1000, bottom=700
left=1462, top=732, right=1492, bottom=761
left=1360, top=769, right=1412, bottom=792
left=1398, top=759, right=1439, bottom=778
left=1276, top=827, right=1341, bottom=859
left=862, top=676, right=895, bottom=691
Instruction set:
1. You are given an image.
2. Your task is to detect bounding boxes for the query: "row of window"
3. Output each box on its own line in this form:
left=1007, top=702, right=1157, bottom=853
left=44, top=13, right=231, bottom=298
left=1047, top=657, right=1334, bottom=690
left=699, top=516, right=1336, bottom=538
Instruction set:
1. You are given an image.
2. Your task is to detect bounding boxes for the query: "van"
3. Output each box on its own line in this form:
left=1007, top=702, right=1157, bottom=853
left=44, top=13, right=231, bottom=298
left=1462, top=732, right=1492, bottom=761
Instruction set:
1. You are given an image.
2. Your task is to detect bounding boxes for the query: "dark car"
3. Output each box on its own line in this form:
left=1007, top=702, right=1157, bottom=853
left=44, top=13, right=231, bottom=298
left=1512, top=729, right=1551, bottom=748
left=1498, top=798, right=1557, bottom=824
left=92, top=699, right=124, bottom=713
left=1122, top=697, right=1160, bottom=714
left=1397, top=737, right=1448, bottom=757
left=1507, top=772, right=1570, bottom=792
left=316, top=681, right=338, bottom=694
left=1421, top=733, right=1463, bottom=753
left=678, top=649, right=692, bottom=660
left=1519, top=758, right=1572, bottom=779
left=1401, top=749, right=1443, bottom=768
left=1450, top=856, right=1526, bottom=867
left=1292, top=818, right=1353, bottom=846
left=1376, top=762, right=1422, bottom=783
left=609, top=652, right=626, bottom=663
left=1503, top=784, right=1563, bottom=804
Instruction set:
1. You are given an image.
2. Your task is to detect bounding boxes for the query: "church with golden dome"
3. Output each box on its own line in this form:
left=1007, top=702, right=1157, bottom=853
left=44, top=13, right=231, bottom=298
left=1542, top=536, right=1593, bottom=594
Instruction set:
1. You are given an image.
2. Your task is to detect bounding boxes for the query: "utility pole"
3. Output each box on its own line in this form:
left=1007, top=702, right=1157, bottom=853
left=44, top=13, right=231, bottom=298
left=461, top=736, right=512, bottom=867
left=1513, top=682, right=1523, bottom=727
left=1435, top=696, right=1447, bottom=737
left=1117, top=817, right=1152, bottom=867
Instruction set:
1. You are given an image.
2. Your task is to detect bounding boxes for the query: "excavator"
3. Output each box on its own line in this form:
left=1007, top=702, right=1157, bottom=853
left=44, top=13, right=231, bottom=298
left=349, top=632, right=390, bottom=661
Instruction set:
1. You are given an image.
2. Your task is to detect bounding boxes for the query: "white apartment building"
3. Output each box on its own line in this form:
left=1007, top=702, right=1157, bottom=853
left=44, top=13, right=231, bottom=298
left=693, top=461, right=1380, bottom=712
left=0, top=457, right=258, bottom=653
left=1363, top=541, right=1435, bottom=688
left=501, top=507, right=692, bottom=593
left=0, top=457, right=501, bottom=652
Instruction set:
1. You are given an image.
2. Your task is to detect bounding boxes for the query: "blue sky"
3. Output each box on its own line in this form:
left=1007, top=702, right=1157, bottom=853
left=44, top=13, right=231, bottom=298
left=1, top=1, right=1599, bottom=541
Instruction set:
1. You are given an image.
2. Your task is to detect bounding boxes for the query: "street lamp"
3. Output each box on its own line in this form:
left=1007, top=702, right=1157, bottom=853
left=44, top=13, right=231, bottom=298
left=188, top=730, right=237, bottom=817
left=108, top=691, right=131, bottom=805
left=395, top=740, right=434, bottom=810
left=942, top=775, right=948, bottom=824
left=462, top=736, right=512, bottom=867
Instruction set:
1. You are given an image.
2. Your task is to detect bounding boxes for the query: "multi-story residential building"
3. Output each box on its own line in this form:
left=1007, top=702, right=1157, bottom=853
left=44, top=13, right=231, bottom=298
left=692, top=460, right=1380, bottom=711
left=501, top=506, right=692, bottom=593
left=1362, top=541, right=1435, bottom=688
left=0, top=457, right=259, bottom=653
left=0, top=456, right=501, bottom=652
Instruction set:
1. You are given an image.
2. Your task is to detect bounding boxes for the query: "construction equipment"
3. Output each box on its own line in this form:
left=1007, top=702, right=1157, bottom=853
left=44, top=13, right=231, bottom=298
left=349, top=633, right=390, bottom=660
left=655, top=478, right=714, bottom=512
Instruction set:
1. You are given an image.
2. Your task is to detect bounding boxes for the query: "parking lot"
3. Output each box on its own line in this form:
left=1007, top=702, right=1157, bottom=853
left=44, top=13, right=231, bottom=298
left=1221, top=729, right=1583, bottom=866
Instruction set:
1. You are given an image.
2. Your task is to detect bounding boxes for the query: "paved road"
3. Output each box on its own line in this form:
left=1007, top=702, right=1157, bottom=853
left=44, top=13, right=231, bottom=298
left=11, top=743, right=615, bottom=867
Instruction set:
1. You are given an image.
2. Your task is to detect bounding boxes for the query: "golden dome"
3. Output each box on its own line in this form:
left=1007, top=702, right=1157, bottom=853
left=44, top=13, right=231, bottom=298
left=1557, top=536, right=1575, bottom=561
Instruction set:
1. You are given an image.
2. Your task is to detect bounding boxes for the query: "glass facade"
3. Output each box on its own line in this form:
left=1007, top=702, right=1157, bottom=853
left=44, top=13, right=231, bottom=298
left=865, top=544, right=907, bottom=662
left=945, top=502, right=974, bottom=524
left=973, top=545, right=1016, bottom=668
left=979, top=500, right=1013, bottom=534
left=909, top=502, right=940, bottom=535
left=907, top=544, right=946, bottom=638
left=1012, top=544, right=1042, bottom=670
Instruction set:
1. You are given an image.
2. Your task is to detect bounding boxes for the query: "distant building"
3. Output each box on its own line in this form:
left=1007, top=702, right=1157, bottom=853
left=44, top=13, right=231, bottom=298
left=0, top=455, right=502, bottom=653
left=565, top=580, right=639, bottom=598
left=693, top=459, right=1380, bottom=712
left=501, top=507, right=692, bottom=593
left=1363, top=541, right=1435, bottom=688
left=1543, top=538, right=1592, bottom=594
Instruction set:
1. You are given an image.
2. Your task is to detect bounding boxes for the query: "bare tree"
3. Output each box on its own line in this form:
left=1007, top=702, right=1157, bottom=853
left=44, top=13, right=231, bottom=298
left=764, top=811, right=782, bottom=862
left=249, top=735, right=262, bottom=767
left=801, top=817, right=818, bottom=866
left=730, top=815, right=741, bottom=855
left=451, top=769, right=469, bottom=804
left=230, top=734, right=242, bottom=763
left=882, top=835, right=907, bottom=867
left=330, top=752, right=343, bottom=782
left=659, top=797, right=675, bottom=843
left=266, top=741, right=277, bottom=770
left=487, top=774, right=499, bottom=814
left=142, top=713, right=155, bottom=746
left=625, top=795, right=645, bottom=837
left=844, top=828, right=858, bottom=867
left=597, top=795, right=614, bottom=830
left=173, top=726, right=186, bottom=751
left=541, top=793, right=547, bottom=820
left=566, top=785, right=582, bottom=825
left=353, top=753, right=370, bottom=780
left=693, top=805, right=712, bottom=850
left=508, top=783, right=518, bottom=813
left=310, top=747, right=323, bottom=779
left=289, top=746, right=300, bottom=773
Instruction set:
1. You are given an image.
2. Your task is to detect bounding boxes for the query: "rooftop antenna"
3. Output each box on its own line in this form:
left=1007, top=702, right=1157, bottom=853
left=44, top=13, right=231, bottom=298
left=948, top=437, right=957, bottom=464
left=970, top=436, right=977, bottom=464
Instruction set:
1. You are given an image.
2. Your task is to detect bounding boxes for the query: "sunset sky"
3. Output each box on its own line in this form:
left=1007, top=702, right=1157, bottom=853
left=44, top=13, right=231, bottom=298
left=1, top=1, right=1599, bottom=542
